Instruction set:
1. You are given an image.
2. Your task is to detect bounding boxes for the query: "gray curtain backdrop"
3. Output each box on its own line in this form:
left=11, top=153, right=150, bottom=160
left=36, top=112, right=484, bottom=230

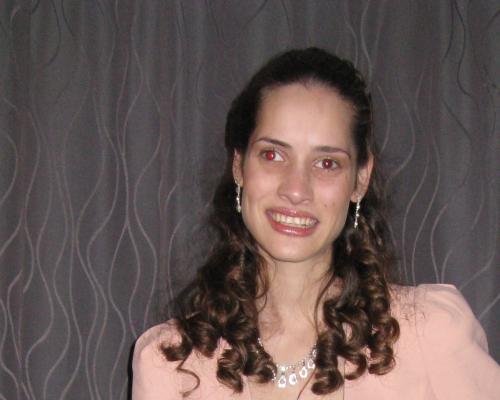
left=0, top=1, right=498, bottom=399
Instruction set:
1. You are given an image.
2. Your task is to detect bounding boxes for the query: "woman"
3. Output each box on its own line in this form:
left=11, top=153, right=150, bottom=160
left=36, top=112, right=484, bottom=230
left=132, top=48, right=499, bottom=399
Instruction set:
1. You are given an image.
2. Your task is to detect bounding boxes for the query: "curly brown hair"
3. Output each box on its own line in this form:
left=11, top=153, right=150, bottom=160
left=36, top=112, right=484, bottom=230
left=162, top=48, right=400, bottom=397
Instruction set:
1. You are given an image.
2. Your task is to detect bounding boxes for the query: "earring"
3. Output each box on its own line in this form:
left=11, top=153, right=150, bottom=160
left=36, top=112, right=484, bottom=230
left=354, top=199, right=361, bottom=229
left=235, top=183, right=242, bottom=213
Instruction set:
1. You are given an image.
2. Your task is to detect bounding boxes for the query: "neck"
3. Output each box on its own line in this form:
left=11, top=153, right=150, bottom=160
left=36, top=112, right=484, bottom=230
left=257, top=256, right=337, bottom=338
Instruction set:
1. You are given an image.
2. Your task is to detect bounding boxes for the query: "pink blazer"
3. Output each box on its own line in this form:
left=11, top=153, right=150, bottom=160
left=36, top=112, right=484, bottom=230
left=132, top=284, right=500, bottom=399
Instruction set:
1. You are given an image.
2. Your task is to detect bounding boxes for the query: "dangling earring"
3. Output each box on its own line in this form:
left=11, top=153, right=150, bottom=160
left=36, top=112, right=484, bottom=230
left=235, top=183, right=242, bottom=213
left=354, top=199, right=361, bottom=229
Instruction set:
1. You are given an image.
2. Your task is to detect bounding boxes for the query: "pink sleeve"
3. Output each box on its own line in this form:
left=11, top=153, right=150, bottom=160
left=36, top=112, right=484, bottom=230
left=416, top=284, right=500, bottom=399
left=132, top=324, right=182, bottom=400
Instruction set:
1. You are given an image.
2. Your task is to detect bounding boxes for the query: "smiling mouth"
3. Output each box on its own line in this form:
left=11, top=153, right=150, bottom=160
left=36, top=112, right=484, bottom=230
left=270, top=212, right=318, bottom=228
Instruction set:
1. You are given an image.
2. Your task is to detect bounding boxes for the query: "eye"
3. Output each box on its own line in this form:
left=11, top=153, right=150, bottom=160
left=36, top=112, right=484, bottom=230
left=261, top=149, right=284, bottom=161
left=315, top=158, right=338, bottom=170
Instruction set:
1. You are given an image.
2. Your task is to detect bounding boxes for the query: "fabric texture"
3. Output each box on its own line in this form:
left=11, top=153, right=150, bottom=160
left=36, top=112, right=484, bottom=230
left=132, top=284, right=500, bottom=399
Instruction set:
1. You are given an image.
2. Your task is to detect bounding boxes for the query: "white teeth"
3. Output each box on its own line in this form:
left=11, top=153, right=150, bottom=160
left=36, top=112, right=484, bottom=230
left=271, top=213, right=316, bottom=228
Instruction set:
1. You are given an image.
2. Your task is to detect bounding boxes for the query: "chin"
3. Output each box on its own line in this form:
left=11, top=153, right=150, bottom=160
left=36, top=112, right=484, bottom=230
left=261, top=245, right=331, bottom=266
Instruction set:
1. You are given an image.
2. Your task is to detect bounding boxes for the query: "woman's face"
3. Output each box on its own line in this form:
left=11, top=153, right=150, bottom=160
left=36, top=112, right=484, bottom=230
left=233, top=83, right=372, bottom=267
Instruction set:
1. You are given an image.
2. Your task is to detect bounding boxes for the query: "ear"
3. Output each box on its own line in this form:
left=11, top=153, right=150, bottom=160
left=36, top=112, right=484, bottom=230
left=351, top=153, right=374, bottom=202
left=232, top=150, right=244, bottom=186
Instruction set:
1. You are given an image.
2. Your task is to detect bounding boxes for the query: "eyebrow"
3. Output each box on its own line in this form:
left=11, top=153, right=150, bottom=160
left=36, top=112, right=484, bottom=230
left=253, top=137, right=352, bottom=159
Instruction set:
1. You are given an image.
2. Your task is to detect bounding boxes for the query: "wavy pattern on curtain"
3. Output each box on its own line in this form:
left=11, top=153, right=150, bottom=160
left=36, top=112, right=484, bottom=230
left=0, top=1, right=498, bottom=399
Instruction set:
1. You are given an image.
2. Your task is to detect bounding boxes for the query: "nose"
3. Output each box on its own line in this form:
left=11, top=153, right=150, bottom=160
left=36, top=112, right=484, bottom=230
left=277, top=164, right=313, bottom=205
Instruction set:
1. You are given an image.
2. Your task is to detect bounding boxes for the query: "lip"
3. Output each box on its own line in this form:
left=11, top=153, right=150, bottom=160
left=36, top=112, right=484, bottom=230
left=266, top=208, right=319, bottom=237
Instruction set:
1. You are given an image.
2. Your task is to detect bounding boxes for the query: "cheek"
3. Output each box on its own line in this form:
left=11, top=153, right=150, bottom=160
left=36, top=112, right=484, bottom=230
left=241, top=175, right=270, bottom=213
left=317, top=181, right=355, bottom=214
left=243, top=164, right=280, bottom=197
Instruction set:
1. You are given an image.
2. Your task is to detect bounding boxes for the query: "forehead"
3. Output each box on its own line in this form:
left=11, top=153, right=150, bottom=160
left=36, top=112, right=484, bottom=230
left=253, top=83, right=356, bottom=148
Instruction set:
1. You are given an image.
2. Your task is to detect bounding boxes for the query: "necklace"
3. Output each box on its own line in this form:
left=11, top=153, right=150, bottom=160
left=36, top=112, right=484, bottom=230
left=257, top=337, right=317, bottom=389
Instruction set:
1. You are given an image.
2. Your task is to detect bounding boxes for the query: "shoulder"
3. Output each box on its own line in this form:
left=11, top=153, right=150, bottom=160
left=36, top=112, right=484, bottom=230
left=390, top=283, right=488, bottom=353
left=132, top=321, right=183, bottom=399
left=134, top=320, right=181, bottom=358
left=413, top=284, right=488, bottom=354
left=133, top=320, right=182, bottom=372
left=132, top=321, right=229, bottom=399
left=389, top=284, right=500, bottom=398
left=414, top=283, right=475, bottom=320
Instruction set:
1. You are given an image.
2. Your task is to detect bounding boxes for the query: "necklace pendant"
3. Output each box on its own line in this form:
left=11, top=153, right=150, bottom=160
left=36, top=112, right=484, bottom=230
left=257, top=337, right=317, bottom=389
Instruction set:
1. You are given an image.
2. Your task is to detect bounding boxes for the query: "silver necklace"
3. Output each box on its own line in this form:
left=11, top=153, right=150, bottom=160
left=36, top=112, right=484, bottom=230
left=257, top=337, right=317, bottom=389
